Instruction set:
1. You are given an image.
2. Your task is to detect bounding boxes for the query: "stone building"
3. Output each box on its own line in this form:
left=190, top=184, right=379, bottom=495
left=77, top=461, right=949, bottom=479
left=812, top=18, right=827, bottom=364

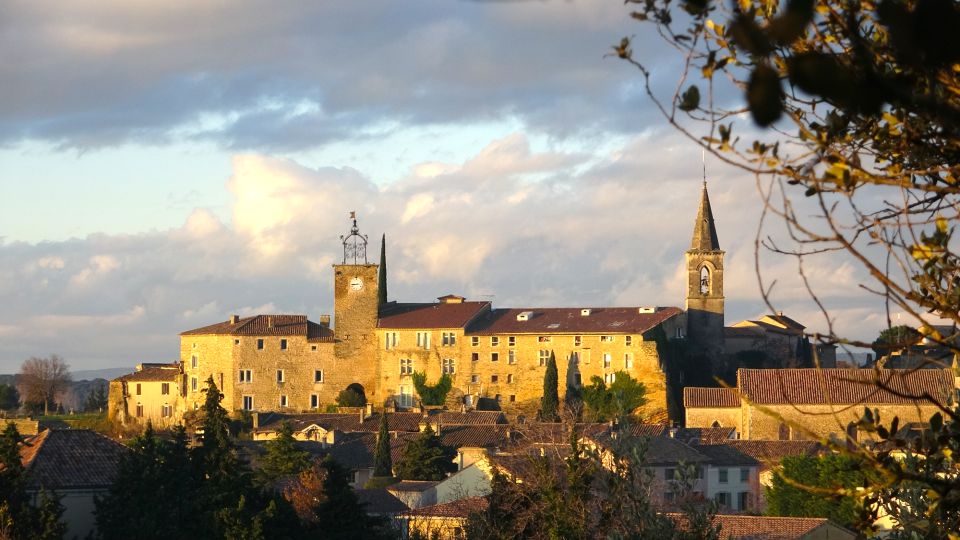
left=725, top=314, right=837, bottom=369
left=684, top=368, right=957, bottom=440
left=108, top=363, right=185, bottom=427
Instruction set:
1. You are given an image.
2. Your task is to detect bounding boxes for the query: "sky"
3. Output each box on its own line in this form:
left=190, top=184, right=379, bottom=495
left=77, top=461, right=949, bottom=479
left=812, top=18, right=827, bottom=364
left=0, top=0, right=894, bottom=372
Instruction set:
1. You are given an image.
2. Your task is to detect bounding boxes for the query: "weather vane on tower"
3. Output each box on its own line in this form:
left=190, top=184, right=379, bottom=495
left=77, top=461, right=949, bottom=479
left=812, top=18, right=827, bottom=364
left=340, top=211, right=368, bottom=264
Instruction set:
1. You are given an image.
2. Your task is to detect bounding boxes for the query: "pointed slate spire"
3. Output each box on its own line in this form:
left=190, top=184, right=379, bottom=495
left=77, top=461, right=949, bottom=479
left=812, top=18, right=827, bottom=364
left=690, top=181, right=720, bottom=251
left=378, top=234, right=388, bottom=306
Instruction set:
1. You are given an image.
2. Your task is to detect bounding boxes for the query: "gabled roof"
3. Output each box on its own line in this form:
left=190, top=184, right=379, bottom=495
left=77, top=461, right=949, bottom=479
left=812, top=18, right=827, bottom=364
left=181, top=314, right=334, bottom=342
left=738, top=368, right=956, bottom=406
left=759, top=314, right=806, bottom=331
left=690, top=182, right=721, bottom=251
left=20, top=429, right=130, bottom=490
left=356, top=489, right=409, bottom=514
left=684, top=387, right=741, bottom=408
left=432, top=411, right=508, bottom=426
left=378, top=301, right=491, bottom=329
left=388, top=480, right=439, bottom=493
left=667, top=514, right=855, bottom=540
left=114, top=364, right=180, bottom=382
left=466, top=307, right=682, bottom=335
left=324, top=432, right=416, bottom=470
left=254, top=412, right=424, bottom=434
left=438, top=425, right=510, bottom=449
left=401, top=496, right=488, bottom=518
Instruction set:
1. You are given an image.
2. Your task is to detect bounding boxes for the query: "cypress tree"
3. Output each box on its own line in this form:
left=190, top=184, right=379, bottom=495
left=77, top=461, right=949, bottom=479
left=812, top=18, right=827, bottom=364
left=377, top=234, right=388, bottom=306
left=373, top=412, right=392, bottom=477
left=541, top=351, right=560, bottom=422
left=260, top=421, right=311, bottom=481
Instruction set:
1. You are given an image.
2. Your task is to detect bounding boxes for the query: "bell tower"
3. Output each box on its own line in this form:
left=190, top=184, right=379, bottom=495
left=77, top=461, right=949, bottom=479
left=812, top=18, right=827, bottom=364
left=333, top=212, right=380, bottom=399
left=685, top=181, right=725, bottom=359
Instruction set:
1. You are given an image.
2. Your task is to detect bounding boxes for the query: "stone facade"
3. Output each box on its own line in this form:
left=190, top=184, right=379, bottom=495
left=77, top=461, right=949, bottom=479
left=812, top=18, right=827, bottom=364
left=685, top=182, right=725, bottom=363
left=108, top=363, right=184, bottom=427
left=333, top=263, right=381, bottom=402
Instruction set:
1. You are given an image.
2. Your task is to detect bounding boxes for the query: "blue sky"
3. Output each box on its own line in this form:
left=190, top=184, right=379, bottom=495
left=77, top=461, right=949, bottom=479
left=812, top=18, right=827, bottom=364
left=0, top=0, right=891, bottom=371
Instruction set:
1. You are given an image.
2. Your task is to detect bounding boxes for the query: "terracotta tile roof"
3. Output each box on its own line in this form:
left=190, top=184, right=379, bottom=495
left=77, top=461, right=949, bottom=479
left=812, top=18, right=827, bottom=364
left=255, top=412, right=424, bottom=434
left=711, top=441, right=825, bottom=471
left=433, top=411, right=508, bottom=426
left=585, top=431, right=710, bottom=466
left=114, top=364, right=180, bottom=382
left=668, top=513, right=854, bottom=540
left=738, top=368, right=956, bottom=406
left=466, top=307, right=682, bottom=335
left=388, top=480, right=439, bottom=493
left=438, top=425, right=510, bottom=448
left=20, top=429, right=130, bottom=490
left=356, top=489, right=409, bottom=514
left=626, top=423, right=670, bottom=437
left=684, top=387, right=741, bottom=408
left=694, top=444, right=758, bottom=467
left=378, top=302, right=491, bottom=329
left=401, top=496, right=488, bottom=518
left=181, top=314, right=334, bottom=342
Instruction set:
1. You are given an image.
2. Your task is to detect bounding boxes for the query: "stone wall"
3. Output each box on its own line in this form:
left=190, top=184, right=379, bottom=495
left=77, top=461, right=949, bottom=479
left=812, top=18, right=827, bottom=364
left=743, top=402, right=943, bottom=441
left=333, top=264, right=381, bottom=402
left=685, top=406, right=743, bottom=432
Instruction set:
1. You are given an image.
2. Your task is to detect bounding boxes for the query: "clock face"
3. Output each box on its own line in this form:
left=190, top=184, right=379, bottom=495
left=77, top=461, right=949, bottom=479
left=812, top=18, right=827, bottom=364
left=349, top=277, right=364, bottom=291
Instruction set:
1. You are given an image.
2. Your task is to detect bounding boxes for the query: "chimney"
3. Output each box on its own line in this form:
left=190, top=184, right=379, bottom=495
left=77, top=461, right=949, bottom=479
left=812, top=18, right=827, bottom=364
left=319, top=314, right=331, bottom=327
left=365, top=403, right=373, bottom=419
left=251, top=412, right=259, bottom=429
left=230, top=314, right=239, bottom=324
left=581, top=309, right=591, bottom=317
left=267, top=316, right=274, bottom=328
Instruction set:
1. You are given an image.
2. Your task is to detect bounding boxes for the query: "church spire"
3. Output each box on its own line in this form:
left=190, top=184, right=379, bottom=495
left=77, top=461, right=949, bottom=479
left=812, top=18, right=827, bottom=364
left=378, top=234, right=388, bottom=306
left=690, top=181, right=720, bottom=251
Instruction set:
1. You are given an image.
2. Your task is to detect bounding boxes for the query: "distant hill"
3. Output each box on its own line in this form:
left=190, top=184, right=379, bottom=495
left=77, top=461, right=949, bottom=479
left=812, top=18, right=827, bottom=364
left=71, top=367, right=134, bottom=381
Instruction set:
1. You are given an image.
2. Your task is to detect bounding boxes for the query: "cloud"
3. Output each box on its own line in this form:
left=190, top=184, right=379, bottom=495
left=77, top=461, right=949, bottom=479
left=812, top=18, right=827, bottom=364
left=0, top=131, right=890, bottom=370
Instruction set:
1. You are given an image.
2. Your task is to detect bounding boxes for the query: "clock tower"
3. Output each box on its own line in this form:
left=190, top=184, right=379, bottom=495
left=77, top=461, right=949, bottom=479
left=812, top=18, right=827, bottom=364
left=333, top=212, right=381, bottom=399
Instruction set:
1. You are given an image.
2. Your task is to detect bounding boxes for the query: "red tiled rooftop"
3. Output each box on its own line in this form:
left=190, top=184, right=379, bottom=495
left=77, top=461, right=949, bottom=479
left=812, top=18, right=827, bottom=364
left=20, top=429, right=130, bottom=490
left=738, top=368, right=955, bottom=406
left=378, top=302, right=491, bottom=329
left=467, top=306, right=682, bottom=335
left=402, top=497, right=489, bottom=518
left=684, top=387, right=741, bottom=408
left=668, top=513, right=854, bottom=540
left=181, top=314, right=334, bottom=342
left=114, top=364, right=180, bottom=382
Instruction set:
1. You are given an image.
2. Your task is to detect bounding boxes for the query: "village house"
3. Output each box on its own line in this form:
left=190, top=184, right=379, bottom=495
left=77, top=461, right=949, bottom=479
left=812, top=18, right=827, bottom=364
left=107, top=363, right=184, bottom=427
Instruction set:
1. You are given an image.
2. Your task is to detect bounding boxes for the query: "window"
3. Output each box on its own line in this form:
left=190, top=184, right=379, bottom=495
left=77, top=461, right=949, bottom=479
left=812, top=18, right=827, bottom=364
left=310, top=394, right=319, bottom=409
left=600, top=335, right=613, bottom=343
left=191, top=355, right=198, bottom=368
left=442, top=359, right=456, bottom=374
left=234, top=339, right=240, bottom=345
left=416, top=331, right=431, bottom=349
left=280, top=339, right=288, bottom=350
left=508, top=350, right=516, bottom=364
left=385, top=332, right=398, bottom=350
left=239, top=369, right=252, bottom=383
left=665, top=468, right=676, bottom=480
left=574, top=335, right=582, bottom=347
left=161, top=383, right=170, bottom=395
left=161, top=404, right=172, bottom=418
left=573, top=373, right=582, bottom=386
left=538, top=336, right=551, bottom=343
left=604, top=372, right=617, bottom=384
left=491, top=352, right=499, bottom=362
left=442, top=332, right=457, bottom=346
left=625, top=336, right=633, bottom=346
left=279, top=395, right=288, bottom=408
left=256, top=339, right=264, bottom=350
left=740, top=468, right=750, bottom=482
left=136, top=383, right=142, bottom=396
left=242, top=396, right=254, bottom=411
left=471, top=336, right=480, bottom=346
left=538, top=350, right=550, bottom=366
left=311, top=345, right=317, bottom=351
left=737, top=491, right=752, bottom=511
left=471, top=352, right=480, bottom=362
left=718, top=468, right=728, bottom=483
left=276, top=369, right=285, bottom=383
left=507, top=374, right=514, bottom=383
left=508, top=336, right=516, bottom=347
left=491, top=375, right=499, bottom=383
left=398, top=386, right=413, bottom=408
left=136, top=403, right=143, bottom=417
left=314, top=370, right=324, bottom=383
left=715, top=492, right=731, bottom=508
left=603, top=353, right=612, bottom=368
left=470, top=375, right=479, bottom=384
left=509, top=395, right=516, bottom=402
left=624, top=353, right=634, bottom=369
left=399, top=358, right=413, bottom=375
left=491, top=336, right=500, bottom=346
left=191, top=377, right=198, bottom=392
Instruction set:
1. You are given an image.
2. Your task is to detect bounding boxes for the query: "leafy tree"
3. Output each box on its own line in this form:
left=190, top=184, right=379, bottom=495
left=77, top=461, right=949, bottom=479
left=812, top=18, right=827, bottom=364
left=871, top=325, right=921, bottom=360
left=580, top=371, right=648, bottom=422
left=394, top=425, right=457, bottom=481
left=540, top=351, right=559, bottom=422
left=410, top=372, right=452, bottom=406
left=17, top=355, right=71, bottom=416
left=258, top=421, right=311, bottom=482
left=0, top=384, right=19, bottom=412
left=373, top=412, right=393, bottom=477
left=765, top=454, right=872, bottom=528
left=335, top=385, right=366, bottom=407
left=283, top=458, right=393, bottom=539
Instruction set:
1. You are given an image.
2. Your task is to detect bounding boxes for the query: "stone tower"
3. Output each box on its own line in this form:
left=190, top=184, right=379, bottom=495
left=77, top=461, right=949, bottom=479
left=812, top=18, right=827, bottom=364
left=685, top=181, right=725, bottom=360
left=333, top=212, right=380, bottom=401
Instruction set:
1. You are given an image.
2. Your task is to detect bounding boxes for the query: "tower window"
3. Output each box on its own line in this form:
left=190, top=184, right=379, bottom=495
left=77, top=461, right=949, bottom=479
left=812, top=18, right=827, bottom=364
left=276, top=369, right=284, bottom=383
left=314, top=370, right=323, bottom=383
left=310, top=395, right=319, bottom=409
left=700, top=266, right=710, bottom=295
